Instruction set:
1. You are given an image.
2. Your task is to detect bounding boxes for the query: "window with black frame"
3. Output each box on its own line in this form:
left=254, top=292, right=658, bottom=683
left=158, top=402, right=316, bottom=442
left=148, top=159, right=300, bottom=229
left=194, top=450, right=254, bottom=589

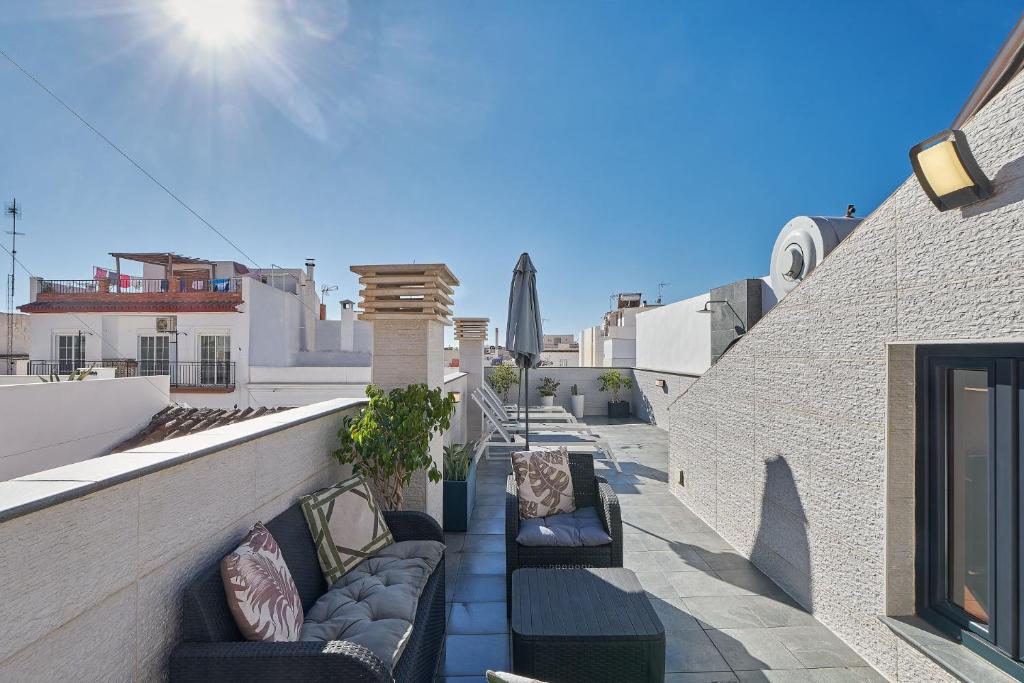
left=917, top=345, right=1024, bottom=676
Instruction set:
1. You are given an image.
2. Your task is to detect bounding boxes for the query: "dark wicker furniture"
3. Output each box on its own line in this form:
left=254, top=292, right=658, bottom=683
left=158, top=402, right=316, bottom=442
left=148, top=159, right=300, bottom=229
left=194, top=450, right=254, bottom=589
left=169, top=505, right=445, bottom=683
left=511, top=568, right=665, bottom=683
left=505, top=452, right=623, bottom=608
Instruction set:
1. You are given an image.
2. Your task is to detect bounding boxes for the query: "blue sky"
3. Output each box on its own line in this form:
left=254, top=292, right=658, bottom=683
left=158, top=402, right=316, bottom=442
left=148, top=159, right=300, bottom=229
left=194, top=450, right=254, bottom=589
left=0, top=1, right=1019, bottom=341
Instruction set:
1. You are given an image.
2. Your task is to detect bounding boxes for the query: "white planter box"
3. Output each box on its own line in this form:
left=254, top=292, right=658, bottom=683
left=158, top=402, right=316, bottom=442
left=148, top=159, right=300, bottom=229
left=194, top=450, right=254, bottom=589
left=570, top=395, right=585, bottom=419
left=540, top=395, right=555, bottom=407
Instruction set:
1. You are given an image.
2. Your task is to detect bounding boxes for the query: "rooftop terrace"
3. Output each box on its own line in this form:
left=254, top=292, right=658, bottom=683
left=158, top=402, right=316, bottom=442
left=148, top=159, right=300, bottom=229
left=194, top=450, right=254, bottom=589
left=439, top=418, right=883, bottom=682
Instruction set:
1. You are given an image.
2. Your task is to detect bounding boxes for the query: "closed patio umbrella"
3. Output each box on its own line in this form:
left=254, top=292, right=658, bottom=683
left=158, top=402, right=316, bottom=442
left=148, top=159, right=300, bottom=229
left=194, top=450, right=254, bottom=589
left=505, top=252, right=543, bottom=449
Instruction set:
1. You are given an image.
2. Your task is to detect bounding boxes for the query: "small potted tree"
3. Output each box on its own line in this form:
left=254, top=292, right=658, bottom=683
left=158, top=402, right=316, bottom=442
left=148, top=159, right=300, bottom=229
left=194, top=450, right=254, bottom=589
left=570, top=383, right=585, bottom=419
left=537, top=376, right=559, bottom=407
left=598, top=369, right=633, bottom=419
left=441, top=442, right=477, bottom=531
left=487, top=364, right=519, bottom=403
left=334, top=383, right=456, bottom=510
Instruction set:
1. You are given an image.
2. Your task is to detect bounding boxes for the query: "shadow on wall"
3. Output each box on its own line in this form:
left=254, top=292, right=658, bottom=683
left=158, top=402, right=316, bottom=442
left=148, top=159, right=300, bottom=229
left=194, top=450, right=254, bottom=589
left=962, top=153, right=1024, bottom=218
left=751, top=455, right=813, bottom=612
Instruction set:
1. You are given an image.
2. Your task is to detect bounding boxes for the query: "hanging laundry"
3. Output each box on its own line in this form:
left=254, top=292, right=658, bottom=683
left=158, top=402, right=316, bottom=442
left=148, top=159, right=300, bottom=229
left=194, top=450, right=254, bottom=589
left=119, top=273, right=131, bottom=289
left=93, top=267, right=108, bottom=281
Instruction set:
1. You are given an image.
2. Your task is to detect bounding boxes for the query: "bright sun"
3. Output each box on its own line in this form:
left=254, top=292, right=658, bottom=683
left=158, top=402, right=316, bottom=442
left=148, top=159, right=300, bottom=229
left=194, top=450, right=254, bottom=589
left=163, top=0, right=258, bottom=48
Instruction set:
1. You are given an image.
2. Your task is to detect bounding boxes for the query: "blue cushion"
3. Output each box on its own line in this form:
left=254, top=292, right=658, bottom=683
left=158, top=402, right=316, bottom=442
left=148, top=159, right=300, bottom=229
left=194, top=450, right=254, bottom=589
left=516, top=506, right=612, bottom=547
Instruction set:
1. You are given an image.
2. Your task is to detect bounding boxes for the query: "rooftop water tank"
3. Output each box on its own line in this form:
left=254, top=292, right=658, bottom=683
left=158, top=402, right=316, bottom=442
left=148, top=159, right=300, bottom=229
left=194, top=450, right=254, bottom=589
left=769, top=215, right=863, bottom=297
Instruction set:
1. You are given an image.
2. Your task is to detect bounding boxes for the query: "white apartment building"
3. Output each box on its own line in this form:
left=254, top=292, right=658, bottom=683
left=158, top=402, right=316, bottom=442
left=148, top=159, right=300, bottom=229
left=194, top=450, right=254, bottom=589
left=20, top=252, right=372, bottom=409
left=578, top=292, right=658, bottom=367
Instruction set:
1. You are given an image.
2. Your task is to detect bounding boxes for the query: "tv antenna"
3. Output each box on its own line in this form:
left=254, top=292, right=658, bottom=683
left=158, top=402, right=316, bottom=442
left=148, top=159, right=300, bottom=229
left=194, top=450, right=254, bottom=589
left=5, top=198, right=25, bottom=374
left=657, top=282, right=671, bottom=304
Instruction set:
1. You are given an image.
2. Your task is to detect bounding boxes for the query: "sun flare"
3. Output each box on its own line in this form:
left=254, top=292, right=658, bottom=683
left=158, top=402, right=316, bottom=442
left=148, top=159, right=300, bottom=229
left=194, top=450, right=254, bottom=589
left=163, top=0, right=258, bottom=48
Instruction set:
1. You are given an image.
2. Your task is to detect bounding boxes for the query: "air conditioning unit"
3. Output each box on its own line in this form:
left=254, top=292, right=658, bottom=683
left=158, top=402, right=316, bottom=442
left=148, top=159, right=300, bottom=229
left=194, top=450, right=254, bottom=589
left=156, top=316, right=177, bottom=334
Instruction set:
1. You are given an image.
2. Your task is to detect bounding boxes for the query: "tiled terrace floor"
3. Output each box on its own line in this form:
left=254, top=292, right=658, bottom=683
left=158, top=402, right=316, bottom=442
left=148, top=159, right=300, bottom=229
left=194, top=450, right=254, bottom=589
left=438, top=417, right=884, bottom=682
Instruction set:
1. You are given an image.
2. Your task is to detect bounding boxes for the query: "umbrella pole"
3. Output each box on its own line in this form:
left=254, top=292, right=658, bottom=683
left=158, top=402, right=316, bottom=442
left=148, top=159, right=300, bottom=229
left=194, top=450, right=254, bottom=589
left=524, top=366, right=530, bottom=450
left=517, top=368, right=522, bottom=422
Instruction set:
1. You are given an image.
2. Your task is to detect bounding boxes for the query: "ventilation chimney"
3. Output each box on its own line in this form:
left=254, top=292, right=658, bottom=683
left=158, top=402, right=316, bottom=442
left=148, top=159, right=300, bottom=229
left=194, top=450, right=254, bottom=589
left=305, top=259, right=315, bottom=282
left=495, top=327, right=500, bottom=348
left=340, top=299, right=355, bottom=351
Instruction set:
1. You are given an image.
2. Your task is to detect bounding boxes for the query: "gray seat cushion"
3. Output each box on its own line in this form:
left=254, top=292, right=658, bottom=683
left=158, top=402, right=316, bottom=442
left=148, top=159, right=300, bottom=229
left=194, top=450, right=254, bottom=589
left=515, top=506, right=612, bottom=547
left=300, top=540, right=444, bottom=668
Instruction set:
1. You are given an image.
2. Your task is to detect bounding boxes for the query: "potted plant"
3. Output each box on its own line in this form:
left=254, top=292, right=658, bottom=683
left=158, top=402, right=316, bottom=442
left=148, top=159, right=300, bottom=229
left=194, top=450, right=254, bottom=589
left=537, top=376, right=559, bottom=407
left=334, top=383, right=456, bottom=510
left=488, top=364, right=519, bottom=402
left=570, top=383, right=585, bottom=419
left=442, top=442, right=477, bottom=531
left=598, top=369, right=633, bottom=419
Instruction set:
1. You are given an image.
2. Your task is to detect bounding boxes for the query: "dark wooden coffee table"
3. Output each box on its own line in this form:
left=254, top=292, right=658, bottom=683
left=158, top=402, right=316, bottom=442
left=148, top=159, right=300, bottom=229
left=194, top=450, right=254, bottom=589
left=511, top=567, right=665, bottom=683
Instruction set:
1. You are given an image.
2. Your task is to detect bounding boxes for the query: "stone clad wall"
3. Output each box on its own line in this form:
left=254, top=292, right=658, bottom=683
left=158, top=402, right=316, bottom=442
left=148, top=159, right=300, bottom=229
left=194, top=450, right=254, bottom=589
left=668, top=71, right=1024, bottom=680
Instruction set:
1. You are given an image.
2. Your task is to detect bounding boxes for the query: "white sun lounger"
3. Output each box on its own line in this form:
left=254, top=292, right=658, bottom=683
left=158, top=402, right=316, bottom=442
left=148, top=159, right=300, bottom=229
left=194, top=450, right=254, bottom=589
left=472, top=393, right=617, bottom=471
left=479, top=382, right=577, bottom=423
left=472, top=391, right=593, bottom=435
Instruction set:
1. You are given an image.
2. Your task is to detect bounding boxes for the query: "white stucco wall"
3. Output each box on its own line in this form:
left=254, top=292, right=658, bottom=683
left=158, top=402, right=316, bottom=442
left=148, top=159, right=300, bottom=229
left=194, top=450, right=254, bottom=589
left=0, top=375, right=170, bottom=480
left=635, top=291, right=712, bottom=375
left=668, top=71, right=1024, bottom=680
left=247, top=278, right=302, bottom=366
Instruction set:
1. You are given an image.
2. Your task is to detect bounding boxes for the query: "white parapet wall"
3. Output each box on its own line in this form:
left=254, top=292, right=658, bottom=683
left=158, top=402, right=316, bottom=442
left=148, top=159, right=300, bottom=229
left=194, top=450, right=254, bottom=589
left=0, top=397, right=366, bottom=682
left=484, top=365, right=698, bottom=426
left=247, top=365, right=371, bottom=407
left=0, top=375, right=170, bottom=480
left=635, top=291, right=712, bottom=375
left=443, top=372, right=469, bottom=447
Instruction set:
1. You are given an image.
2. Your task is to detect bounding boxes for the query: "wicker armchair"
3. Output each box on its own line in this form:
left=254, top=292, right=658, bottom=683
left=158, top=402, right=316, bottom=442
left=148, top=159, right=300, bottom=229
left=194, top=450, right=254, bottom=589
left=505, top=452, right=623, bottom=608
left=169, top=505, right=445, bottom=683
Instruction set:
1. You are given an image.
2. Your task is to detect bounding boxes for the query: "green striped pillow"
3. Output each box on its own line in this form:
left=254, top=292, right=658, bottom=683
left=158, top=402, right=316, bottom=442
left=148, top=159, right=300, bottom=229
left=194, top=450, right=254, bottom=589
left=300, top=476, right=394, bottom=586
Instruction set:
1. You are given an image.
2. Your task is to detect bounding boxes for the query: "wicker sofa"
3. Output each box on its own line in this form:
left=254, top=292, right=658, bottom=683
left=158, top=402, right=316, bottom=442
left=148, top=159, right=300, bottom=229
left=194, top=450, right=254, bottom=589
left=505, top=452, right=623, bottom=608
left=169, top=504, right=445, bottom=683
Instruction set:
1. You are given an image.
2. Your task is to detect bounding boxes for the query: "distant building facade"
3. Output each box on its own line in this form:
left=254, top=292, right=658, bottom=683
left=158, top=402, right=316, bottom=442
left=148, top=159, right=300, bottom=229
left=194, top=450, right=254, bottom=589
left=19, top=252, right=372, bottom=408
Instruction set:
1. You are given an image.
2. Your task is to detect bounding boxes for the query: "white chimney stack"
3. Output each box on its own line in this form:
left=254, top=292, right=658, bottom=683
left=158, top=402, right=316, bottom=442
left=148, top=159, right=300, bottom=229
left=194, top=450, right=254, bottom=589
left=340, top=299, right=355, bottom=351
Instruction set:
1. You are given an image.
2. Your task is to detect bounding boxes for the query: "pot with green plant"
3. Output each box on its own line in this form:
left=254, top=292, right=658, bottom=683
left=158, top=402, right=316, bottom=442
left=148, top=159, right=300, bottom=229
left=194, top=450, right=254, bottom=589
left=598, top=369, right=633, bottom=419
left=569, top=383, right=585, bottom=419
left=537, top=376, right=559, bottom=407
left=487, top=363, right=519, bottom=403
left=334, top=383, right=456, bottom=510
left=442, top=442, right=477, bottom=531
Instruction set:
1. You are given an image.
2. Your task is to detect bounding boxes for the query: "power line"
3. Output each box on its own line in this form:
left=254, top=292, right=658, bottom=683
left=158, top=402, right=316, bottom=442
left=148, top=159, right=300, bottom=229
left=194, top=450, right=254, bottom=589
left=0, top=47, right=261, bottom=270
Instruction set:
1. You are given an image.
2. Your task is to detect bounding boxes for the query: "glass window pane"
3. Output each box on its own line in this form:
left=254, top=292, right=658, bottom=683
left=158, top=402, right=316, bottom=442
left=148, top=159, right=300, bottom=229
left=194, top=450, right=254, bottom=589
left=948, top=368, right=991, bottom=623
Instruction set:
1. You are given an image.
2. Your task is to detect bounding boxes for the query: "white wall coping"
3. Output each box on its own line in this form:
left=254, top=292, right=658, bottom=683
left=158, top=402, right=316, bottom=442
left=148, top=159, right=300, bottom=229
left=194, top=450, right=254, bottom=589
left=444, top=371, right=468, bottom=384
left=0, top=397, right=367, bottom=524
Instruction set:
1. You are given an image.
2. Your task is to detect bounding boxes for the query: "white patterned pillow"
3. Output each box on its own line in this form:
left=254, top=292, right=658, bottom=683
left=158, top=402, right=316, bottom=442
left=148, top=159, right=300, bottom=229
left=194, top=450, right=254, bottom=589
left=220, top=521, right=303, bottom=642
left=300, top=475, right=395, bottom=586
left=511, top=447, right=576, bottom=519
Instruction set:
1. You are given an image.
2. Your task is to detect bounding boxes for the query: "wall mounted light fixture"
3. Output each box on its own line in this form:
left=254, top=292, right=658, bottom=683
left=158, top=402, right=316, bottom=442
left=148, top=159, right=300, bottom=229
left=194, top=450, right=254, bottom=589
left=697, top=300, right=746, bottom=333
left=909, top=129, right=992, bottom=211
left=450, top=391, right=462, bottom=403
left=655, top=378, right=667, bottom=389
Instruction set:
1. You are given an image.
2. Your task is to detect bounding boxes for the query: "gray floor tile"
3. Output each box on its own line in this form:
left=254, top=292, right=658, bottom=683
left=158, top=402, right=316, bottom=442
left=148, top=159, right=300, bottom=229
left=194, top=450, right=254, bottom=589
left=648, top=596, right=703, bottom=631
left=770, top=625, right=867, bottom=668
left=666, top=629, right=730, bottom=673
left=665, top=674, right=740, bottom=683
left=735, top=668, right=886, bottom=682
left=715, top=568, right=788, bottom=599
left=697, top=549, right=757, bottom=571
left=441, top=634, right=509, bottom=676
left=445, top=533, right=467, bottom=552
left=463, top=534, right=504, bottom=553
left=454, top=574, right=505, bottom=602
left=468, top=517, right=505, bottom=534
left=471, top=504, right=504, bottom=519
left=461, top=552, right=505, bottom=575
left=669, top=569, right=756, bottom=598
left=634, top=570, right=681, bottom=600
left=683, top=595, right=815, bottom=629
left=448, top=601, right=508, bottom=634
left=706, top=628, right=803, bottom=671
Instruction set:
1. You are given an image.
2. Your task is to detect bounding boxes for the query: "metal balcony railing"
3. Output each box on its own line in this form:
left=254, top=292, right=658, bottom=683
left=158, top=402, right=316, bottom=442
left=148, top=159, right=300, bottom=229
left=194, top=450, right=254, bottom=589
left=38, top=277, right=242, bottom=295
left=27, top=360, right=236, bottom=388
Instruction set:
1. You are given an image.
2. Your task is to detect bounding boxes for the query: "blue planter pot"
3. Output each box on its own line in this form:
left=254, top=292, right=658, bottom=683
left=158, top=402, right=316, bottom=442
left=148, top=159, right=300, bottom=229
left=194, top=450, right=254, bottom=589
left=443, top=455, right=478, bottom=532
